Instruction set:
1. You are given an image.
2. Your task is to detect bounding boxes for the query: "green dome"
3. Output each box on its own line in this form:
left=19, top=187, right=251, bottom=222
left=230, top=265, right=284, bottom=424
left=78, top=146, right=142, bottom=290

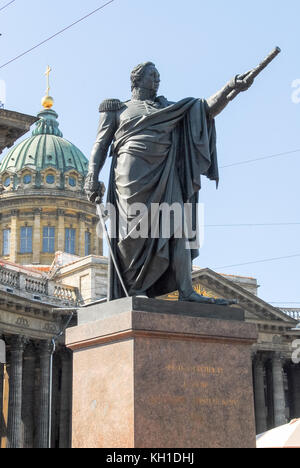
left=0, top=108, right=89, bottom=190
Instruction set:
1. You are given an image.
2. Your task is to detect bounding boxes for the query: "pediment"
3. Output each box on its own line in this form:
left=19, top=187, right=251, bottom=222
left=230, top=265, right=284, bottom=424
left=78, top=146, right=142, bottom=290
left=165, top=268, right=296, bottom=324
left=193, top=269, right=296, bottom=323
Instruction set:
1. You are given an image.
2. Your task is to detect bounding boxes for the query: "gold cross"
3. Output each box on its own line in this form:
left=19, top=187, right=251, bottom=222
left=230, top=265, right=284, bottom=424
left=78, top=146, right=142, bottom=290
left=45, top=65, right=52, bottom=96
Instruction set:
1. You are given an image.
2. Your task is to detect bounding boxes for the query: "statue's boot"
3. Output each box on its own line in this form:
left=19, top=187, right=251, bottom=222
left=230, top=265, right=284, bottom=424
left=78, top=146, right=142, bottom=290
left=214, top=297, right=238, bottom=306
left=179, top=291, right=215, bottom=304
left=171, top=239, right=238, bottom=306
left=134, top=291, right=149, bottom=299
left=179, top=291, right=238, bottom=306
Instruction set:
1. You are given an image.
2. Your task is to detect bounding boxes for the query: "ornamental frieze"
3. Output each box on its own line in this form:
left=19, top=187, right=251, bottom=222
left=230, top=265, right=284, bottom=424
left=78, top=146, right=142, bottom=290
left=0, top=309, right=60, bottom=339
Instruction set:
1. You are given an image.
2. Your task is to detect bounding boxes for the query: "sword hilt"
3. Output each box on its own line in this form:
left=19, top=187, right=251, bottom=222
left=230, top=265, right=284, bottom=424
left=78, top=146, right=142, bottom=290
left=91, top=181, right=106, bottom=204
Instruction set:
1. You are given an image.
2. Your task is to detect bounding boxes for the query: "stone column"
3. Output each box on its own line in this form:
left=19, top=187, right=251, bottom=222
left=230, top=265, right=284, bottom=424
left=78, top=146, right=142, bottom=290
left=36, top=340, right=53, bottom=449
left=0, top=335, right=5, bottom=443
left=32, top=209, right=42, bottom=264
left=272, top=353, right=287, bottom=427
left=33, top=360, right=40, bottom=448
left=57, top=210, right=65, bottom=252
left=0, top=335, right=9, bottom=449
left=265, top=361, right=274, bottom=429
left=288, top=364, right=300, bottom=418
left=10, top=210, right=19, bottom=263
left=59, top=349, right=72, bottom=448
left=50, top=353, right=60, bottom=448
left=253, top=353, right=267, bottom=434
left=0, top=360, right=4, bottom=445
left=6, top=335, right=27, bottom=449
left=78, top=213, right=86, bottom=257
left=21, top=343, right=36, bottom=448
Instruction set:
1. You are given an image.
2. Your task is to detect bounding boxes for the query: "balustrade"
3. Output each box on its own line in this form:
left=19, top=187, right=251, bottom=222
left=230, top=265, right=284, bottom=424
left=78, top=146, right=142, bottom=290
left=0, top=265, right=79, bottom=306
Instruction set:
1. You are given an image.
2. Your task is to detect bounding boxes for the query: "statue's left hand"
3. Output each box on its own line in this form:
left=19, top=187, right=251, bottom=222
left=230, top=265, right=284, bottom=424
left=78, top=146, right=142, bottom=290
left=84, top=173, right=106, bottom=204
left=234, top=71, right=254, bottom=92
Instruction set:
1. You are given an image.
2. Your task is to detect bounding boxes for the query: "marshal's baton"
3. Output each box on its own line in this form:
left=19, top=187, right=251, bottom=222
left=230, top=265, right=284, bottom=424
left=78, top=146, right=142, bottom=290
left=227, top=46, right=281, bottom=102
left=96, top=201, right=129, bottom=298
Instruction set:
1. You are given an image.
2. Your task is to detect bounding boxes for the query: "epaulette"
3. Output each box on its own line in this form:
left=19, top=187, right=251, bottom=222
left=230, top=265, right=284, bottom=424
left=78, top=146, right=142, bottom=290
left=99, top=99, right=125, bottom=112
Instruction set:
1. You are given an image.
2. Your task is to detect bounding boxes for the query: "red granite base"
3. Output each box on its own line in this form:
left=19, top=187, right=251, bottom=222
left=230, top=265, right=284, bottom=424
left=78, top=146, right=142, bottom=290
left=66, top=300, right=257, bottom=448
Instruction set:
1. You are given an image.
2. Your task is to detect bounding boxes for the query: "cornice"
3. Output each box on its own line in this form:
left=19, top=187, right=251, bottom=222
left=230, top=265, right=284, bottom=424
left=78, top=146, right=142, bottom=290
left=0, top=109, right=37, bottom=128
left=0, top=194, right=97, bottom=215
left=0, top=189, right=89, bottom=203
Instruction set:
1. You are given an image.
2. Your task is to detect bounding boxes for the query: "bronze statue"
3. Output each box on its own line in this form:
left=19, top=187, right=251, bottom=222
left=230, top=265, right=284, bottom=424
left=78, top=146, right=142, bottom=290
left=85, top=48, right=280, bottom=303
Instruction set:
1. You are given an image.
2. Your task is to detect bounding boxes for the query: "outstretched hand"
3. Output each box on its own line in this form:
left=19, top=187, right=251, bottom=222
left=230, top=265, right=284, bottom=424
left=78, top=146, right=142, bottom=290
left=234, top=71, right=254, bottom=92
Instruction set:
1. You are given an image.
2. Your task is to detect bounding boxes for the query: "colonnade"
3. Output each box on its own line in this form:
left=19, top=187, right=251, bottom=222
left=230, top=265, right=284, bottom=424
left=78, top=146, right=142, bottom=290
left=0, top=335, right=72, bottom=448
left=253, top=352, right=300, bottom=434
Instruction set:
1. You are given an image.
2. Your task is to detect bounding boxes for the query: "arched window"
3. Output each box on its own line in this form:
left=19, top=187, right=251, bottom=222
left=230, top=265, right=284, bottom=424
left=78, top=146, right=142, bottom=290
left=46, top=174, right=55, bottom=184
left=68, top=176, right=77, bottom=187
left=23, top=174, right=32, bottom=185
left=3, top=177, right=10, bottom=187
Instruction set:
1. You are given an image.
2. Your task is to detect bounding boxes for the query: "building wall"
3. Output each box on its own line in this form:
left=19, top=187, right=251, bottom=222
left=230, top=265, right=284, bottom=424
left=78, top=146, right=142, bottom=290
left=57, top=256, right=108, bottom=303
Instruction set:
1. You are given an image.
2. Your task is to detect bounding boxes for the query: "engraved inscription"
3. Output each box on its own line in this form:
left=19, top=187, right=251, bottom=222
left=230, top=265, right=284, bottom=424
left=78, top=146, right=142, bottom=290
left=184, top=381, right=209, bottom=389
left=166, top=363, right=224, bottom=375
left=153, top=361, right=241, bottom=411
left=148, top=394, right=239, bottom=408
left=195, top=398, right=239, bottom=407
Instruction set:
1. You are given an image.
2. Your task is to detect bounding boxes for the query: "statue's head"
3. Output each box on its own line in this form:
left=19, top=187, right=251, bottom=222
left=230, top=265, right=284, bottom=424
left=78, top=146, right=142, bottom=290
left=131, top=62, right=160, bottom=94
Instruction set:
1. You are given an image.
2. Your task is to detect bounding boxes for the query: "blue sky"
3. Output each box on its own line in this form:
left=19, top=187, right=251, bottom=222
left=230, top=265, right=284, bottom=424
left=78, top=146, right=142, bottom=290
left=1, top=0, right=299, bottom=306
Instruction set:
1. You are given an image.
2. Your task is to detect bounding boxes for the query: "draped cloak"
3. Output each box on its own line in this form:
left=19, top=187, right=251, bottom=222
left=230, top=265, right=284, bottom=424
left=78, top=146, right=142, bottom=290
left=107, top=97, right=218, bottom=300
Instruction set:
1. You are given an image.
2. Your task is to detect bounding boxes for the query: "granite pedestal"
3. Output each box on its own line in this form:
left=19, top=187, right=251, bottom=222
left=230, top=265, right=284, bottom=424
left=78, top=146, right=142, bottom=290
left=66, top=297, right=258, bottom=449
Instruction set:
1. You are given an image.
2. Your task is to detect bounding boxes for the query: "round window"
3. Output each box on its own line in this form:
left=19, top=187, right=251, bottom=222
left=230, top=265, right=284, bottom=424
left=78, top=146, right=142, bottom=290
left=69, top=177, right=76, bottom=187
left=46, top=174, right=55, bottom=184
left=23, top=174, right=32, bottom=185
left=3, top=177, right=11, bottom=187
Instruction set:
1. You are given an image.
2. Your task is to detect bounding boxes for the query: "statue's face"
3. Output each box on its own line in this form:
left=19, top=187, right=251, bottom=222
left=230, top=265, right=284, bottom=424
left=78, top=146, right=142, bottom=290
left=140, top=65, right=160, bottom=93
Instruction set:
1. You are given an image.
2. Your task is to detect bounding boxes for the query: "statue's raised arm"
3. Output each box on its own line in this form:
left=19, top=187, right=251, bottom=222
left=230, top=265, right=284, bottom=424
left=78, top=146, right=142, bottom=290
left=207, top=47, right=281, bottom=119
